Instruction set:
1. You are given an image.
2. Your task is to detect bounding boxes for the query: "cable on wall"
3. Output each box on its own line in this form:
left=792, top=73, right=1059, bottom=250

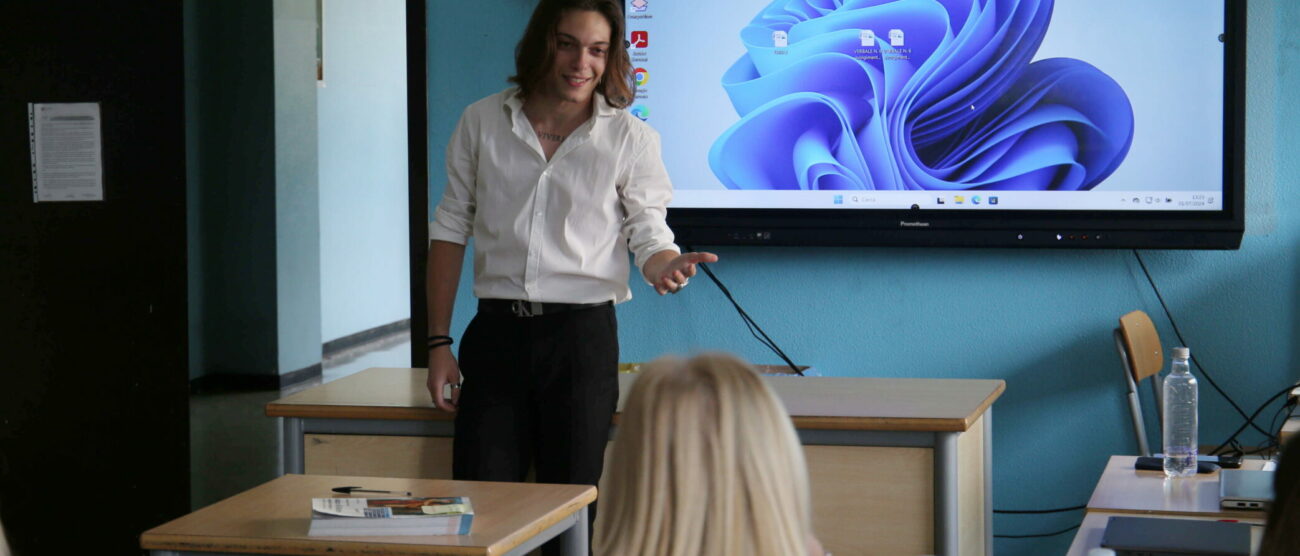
left=684, top=246, right=803, bottom=376
left=994, top=504, right=1085, bottom=514
left=1131, top=250, right=1274, bottom=441
left=993, top=524, right=1081, bottom=539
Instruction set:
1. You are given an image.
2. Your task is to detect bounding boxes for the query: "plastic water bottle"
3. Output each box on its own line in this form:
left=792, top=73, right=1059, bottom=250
left=1162, top=347, right=1198, bottom=477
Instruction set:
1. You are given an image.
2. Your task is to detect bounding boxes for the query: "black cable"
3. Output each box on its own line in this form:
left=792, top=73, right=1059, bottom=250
left=1253, top=398, right=1297, bottom=459
left=1260, top=400, right=1295, bottom=457
left=684, top=247, right=803, bottom=376
left=994, top=504, right=1085, bottom=514
left=994, top=524, right=1081, bottom=539
left=1269, top=400, right=1298, bottom=458
left=1209, top=384, right=1297, bottom=455
left=696, top=263, right=778, bottom=354
left=1267, top=400, right=1292, bottom=439
left=1132, top=250, right=1273, bottom=440
left=697, top=262, right=802, bottom=375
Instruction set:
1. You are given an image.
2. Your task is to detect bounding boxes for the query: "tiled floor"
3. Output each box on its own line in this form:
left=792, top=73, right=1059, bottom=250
left=189, top=330, right=412, bottom=510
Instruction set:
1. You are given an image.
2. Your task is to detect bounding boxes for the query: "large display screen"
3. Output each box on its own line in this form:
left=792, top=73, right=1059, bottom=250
left=625, top=0, right=1228, bottom=214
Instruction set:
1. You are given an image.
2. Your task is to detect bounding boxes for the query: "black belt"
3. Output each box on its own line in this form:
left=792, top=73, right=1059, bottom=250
left=478, top=299, right=611, bottom=318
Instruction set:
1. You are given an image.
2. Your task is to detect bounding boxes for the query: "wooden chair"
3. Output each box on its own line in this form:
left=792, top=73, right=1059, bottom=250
left=1115, top=310, right=1165, bottom=456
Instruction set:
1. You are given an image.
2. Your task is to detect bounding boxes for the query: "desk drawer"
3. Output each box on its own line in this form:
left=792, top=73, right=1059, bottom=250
left=304, top=434, right=453, bottom=478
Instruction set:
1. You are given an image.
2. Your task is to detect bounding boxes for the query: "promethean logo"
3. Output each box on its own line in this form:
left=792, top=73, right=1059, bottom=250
left=899, top=221, right=930, bottom=227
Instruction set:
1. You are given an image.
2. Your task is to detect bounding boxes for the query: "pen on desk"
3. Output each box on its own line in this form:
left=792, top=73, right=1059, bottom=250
left=332, top=486, right=413, bottom=496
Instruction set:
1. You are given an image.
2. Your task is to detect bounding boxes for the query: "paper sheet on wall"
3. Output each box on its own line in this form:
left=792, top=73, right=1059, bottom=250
left=29, top=102, right=104, bottom=202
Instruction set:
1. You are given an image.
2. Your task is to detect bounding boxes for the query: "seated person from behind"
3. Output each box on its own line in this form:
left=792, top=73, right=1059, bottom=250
left=593, top=353, right=826, bottom=556
left=1260, top=436, right=1300, bottom=556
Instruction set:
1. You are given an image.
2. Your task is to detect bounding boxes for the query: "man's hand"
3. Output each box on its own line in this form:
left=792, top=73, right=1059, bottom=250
left=648, top=251, right=719, bottom=295
left=426, top=346, right=462, bottom=412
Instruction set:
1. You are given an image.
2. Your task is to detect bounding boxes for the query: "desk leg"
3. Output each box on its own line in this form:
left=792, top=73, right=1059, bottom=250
left=984, top=409, right=993, bottom=556
left=282, top=417, right=304, bottom=475
left=560, top=505, right=589, bottom=556
left=935, top=431, right=959, bottom=556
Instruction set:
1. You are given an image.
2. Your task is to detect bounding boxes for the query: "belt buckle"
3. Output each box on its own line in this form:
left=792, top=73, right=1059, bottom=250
left=510, top=300, right=540, bottom=317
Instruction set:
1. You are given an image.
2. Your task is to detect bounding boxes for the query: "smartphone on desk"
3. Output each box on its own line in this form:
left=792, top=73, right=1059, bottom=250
left=1134, top=456, right=1221, bottom=474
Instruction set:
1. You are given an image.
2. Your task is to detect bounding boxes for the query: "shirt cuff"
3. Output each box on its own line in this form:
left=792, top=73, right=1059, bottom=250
left=428, top=219, right=469, bottom=246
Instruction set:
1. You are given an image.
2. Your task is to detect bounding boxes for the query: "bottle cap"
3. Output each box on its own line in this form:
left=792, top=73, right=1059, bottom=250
left=1173, top=347, right=1190, bottom=359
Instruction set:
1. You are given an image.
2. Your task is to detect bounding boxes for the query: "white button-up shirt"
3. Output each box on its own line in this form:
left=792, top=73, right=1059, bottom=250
left=429, top=89, right=679, bottom=304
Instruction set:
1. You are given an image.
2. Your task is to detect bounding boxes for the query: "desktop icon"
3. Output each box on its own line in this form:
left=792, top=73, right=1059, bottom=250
left=989, top=196, right=999, bottom=205
left=954, top=195, right=965, bottom=204
left=630, top=105, right=649, bottom=120
left=634, top=67, right=649, bottom=86
left=772, top=30, right=789, bottom=48
left=630, top=0, right=648, bottom=13
left=630, top=30, right=648, bottom=48
left=860, top=29, right=875, bottom=47
left=888, top=28, right=904, bottom=46
left=971, top=195, right=981, bottom=205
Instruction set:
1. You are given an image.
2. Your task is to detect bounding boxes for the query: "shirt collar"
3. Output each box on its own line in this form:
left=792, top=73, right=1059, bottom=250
left=503, top=88, right=619, bottom=118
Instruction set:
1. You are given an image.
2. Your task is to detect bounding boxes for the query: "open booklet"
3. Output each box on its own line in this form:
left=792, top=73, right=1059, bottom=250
left=308, top=497, right=474, bottom=536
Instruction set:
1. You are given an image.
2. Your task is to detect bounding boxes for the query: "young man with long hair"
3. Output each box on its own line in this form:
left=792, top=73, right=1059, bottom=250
left=424, top=0, right=718, bottom=547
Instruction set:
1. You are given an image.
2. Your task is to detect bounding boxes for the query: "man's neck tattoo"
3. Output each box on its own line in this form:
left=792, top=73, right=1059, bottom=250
left=538, top=131, right=566, bottom=142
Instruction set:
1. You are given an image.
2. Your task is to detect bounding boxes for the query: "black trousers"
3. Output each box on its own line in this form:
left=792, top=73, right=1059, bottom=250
left=452, top=302, right=619, bottom=553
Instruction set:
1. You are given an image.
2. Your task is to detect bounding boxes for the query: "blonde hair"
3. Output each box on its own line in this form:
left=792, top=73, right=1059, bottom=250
left=594, top=353, right=814, bottom=556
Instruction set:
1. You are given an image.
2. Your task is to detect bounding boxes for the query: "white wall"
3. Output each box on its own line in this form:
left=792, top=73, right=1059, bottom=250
left=318, top=0, right=410, bottom=342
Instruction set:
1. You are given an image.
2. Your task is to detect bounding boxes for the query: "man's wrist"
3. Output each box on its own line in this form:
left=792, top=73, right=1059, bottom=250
left=427, top=334, right=454, bottom=350
left=644, top=249, right=678, bottom=282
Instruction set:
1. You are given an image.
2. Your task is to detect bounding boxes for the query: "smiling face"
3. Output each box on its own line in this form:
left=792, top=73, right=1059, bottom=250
left=544, top=9, right=611, bottom=107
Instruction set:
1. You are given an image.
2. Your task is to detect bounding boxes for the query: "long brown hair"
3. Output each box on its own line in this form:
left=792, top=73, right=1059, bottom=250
left=509, top=0, right=634, bottom=109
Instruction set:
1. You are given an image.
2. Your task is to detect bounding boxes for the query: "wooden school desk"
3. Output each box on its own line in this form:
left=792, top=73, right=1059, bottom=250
left=1065, top=512, right=1264, bottom=556
left=141, top=474, right=595, bottom=556
left=267, top=367, right=1005, bottom=555
left=1085, top=455, right=1271, bottom=518
left=1066, top=455, right=1272, bottom=555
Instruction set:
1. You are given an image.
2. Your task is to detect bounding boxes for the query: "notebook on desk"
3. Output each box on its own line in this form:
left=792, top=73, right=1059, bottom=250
left=1219, top=469, right=1273, bottom=510
left=1100, top=516, right=1251, bottom=556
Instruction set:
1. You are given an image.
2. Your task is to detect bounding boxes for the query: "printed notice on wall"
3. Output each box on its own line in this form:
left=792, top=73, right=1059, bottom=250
left=28, top=102, right=104, bottom=202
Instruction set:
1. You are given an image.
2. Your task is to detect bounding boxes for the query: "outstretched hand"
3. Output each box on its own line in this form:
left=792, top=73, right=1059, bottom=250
left=652, top=251, right=719, bottom=295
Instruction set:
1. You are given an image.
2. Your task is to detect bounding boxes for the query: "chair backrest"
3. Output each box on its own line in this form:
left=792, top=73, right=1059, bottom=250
left=1119, top=310, right=1163, bottom=383
left=1116, top=309, right=1166, bottom=456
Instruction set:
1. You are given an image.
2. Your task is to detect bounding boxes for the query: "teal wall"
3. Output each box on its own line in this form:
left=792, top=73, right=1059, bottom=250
left=427, top=2, right=1300, bottom=554
left=318, top=0, right=411, bottom=343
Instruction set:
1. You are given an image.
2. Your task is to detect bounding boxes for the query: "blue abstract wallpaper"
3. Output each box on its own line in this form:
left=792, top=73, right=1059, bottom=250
left=708, top=0, right=1135, bottom=192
